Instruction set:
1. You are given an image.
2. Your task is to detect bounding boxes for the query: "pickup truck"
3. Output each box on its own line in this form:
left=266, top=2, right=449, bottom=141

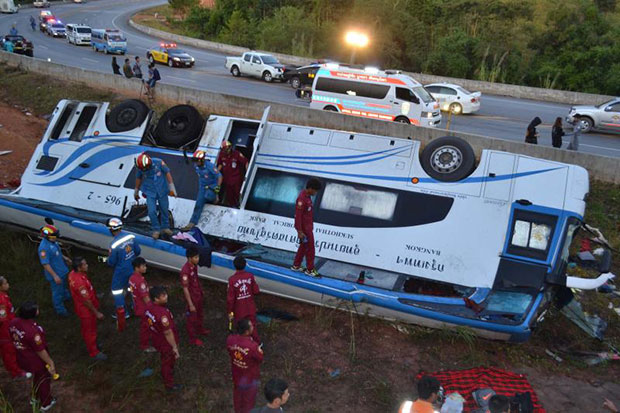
left=225, top=52, right=286, bottom=83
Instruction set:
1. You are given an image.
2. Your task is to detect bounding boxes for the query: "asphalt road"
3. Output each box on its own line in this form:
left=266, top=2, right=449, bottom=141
left=2, top=0, right=619, bottom=158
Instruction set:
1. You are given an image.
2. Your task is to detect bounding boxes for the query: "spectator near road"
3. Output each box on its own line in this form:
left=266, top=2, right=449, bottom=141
left=123, top=58, right=133, bottom=78
left=567, top=118, right=581, bottom=151
left=399, top=375, right=442, bottom=413
left=145, top=286, right=181, bottom=392
left=128, top=257, right=155, bottom=353
left=525, top=116, right=541, bottom=144
left=182, top=149, right=222, bottom=231
left=489, top=395, right=510, bottom=413
left=133, top=56, right=143, bottom=79
left=551, top=117, right=565, bottom=149
left=30, top=16, right=36, bottom=32
left=133, top=152, right=177, bottom=239
left=146, top=62, right=161, bottom=89
left=0, top=276, right=30, bottom=380
left=250, top=378, right=290, bottom=413
left=106, top=217, right=141, bottom=330
left=9, top=301, right=57, bottom=411
left=180, top=246, right=210, bottom=346
left=226, top=319, right=264, bottom=413
left=290, top=178, right=322, bottom=278
left=227, top=256, right=260, bottom=343
left=38, top=225, right=72, bottom=317
left=68, top=257, right=108, bottom=361
left=111, top=57, right=121, bottom=75
left=216, top=141, right=248, bottom=207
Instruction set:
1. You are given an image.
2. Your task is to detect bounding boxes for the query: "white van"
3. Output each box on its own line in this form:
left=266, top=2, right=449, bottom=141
left=66, top=24, right=91, bottom=45
left=0, top=0, right=18, bottom=13
left=310, top=65, right=441, bottom=127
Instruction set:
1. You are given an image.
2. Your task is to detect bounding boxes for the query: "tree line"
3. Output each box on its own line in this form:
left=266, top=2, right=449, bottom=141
left=168, top=0, right=620, bottom=95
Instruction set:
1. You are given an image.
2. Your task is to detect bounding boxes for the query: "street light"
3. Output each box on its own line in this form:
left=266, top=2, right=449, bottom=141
left=344, top=30, right=369, bottom=65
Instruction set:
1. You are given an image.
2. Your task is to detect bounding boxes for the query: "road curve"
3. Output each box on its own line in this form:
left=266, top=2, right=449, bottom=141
left=2, top=0, right=619, bottom=157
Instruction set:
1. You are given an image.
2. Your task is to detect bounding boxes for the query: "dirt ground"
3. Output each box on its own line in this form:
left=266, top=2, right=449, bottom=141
left=0, top=103, right=619, bottom=413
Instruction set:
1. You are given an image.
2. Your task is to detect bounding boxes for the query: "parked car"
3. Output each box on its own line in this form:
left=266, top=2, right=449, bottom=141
left=39, top=14, right=56, bottom=32
left=33, top=0, right=50, bottom=7
left=46, top=21, right=66, bottom=37
left=65, top=24, right=91, bottom=45
left=566, top=98, right=620, bottom=133
left=283, top=64, right=321, bottom=89
left=424, top=83, right=481, bottom=114
left=146, top=43, right=194, bottom=67
left=1, top=35, right=34, bottom=57
left=225, top=52, right=286, bottom=82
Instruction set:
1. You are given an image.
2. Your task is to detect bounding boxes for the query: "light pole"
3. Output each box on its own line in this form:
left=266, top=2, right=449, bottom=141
left=344, top=30, right=369, bottom=65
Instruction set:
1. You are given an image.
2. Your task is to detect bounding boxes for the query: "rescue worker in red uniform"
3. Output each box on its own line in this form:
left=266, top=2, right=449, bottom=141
left=217, top=140, right=248, bottom=207
left=9, top=301, right=57, bottom=411
left=68, top=257, right=107, bottom=361
left=291, top=178, right=322, bottom=278
left=128, top=257, right=155, bottom=353
left=180, top=246, right=210, bottom=346
left=226, top=319, right=264, bottom=413
left=0, top=276, right=29, bottom=379
left=145, top=286, right=181, bottom=392
left=227, top=256, right=260, bottom=343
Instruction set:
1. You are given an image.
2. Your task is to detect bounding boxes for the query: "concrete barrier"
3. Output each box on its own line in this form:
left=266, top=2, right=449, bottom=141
left=2, top=50, right=619, bottom=184
left=128, top=18, right=616, bottom=107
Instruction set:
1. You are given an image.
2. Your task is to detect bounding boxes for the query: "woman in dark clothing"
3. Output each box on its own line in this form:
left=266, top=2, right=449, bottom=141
left=111, top=57, right=121, bottom=75
left=551, top=117, right=565, bottom=148
left=525, top=116, right=542, bottom=144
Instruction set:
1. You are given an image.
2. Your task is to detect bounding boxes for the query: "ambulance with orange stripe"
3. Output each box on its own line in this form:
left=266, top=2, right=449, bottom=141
left=310, top=64, right=442, bottom=127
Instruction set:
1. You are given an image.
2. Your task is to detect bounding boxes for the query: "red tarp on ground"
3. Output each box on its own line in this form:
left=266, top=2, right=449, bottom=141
left=416, top=367, right=545, bottom=412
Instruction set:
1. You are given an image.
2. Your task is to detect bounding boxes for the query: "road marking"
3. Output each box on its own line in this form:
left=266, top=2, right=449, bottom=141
left=167, top=76, right=195, bottom=83
left=38, top=45, right=49, bottom=50
left=82, top=58, right=98, bottom=63
left=580, top=143, right=620, bottom=152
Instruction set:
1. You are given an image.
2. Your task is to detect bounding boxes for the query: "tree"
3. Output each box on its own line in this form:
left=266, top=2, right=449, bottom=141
left=169, top=0, right=199, bottom=18
left=218, top=10, right=256, bottom=48
left=257, top=6, right=317, bottom=56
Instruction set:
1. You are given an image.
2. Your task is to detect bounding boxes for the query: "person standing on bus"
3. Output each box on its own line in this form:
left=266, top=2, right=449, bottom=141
left=290, top=178, right=322, bottom=278
left=217, top=141, right=248, bottom=207
left=182, top=150, right=222, bottom=231
left=525, top=117, right=541, bottom=144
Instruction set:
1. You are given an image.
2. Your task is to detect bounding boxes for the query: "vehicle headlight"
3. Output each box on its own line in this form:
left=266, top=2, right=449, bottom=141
left=421, top=111, right=433, bottom=119
left=190, top=57, right=195, bottom=62
left=173, top=57, right=180, bottom=61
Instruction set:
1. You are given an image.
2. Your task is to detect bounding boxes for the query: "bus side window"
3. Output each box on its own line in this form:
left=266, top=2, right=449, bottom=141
left=396, top=87, right=419, bottom=104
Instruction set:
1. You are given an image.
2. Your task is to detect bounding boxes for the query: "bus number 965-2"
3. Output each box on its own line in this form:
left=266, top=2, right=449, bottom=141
left=105, top=195, right=122, bottom=206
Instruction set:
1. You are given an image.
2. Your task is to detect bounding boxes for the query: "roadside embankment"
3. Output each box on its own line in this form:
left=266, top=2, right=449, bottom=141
left=2, top=50, right=619, bottom=184
left=128, top=16, right=615, bottom=107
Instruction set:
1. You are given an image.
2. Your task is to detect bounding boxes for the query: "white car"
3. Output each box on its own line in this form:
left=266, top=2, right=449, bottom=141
left=33, top=0, right=50, bottom=7
left=424, top=83, right=481, bottom=114
left=225, top=52, right=285, bottom=82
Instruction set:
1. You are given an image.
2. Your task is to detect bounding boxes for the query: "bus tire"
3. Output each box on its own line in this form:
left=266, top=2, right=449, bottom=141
left=395, top=116, right=410, bottom=124
left=106, top=99, right=150, bottom=133
left=154, top=105, right=204, bottom=149
left=323, top=106, right=338, bottom=112
left=420, top=136, right=476, bottom=182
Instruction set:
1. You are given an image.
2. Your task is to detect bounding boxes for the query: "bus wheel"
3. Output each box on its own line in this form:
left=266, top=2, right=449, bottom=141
left=106, top=99, right=150, bottom=133
left=323, top=106, right=338, bottom=112
left=420, top=136, right=476, bottom=182
left=154, top=105, right=205, bottom=149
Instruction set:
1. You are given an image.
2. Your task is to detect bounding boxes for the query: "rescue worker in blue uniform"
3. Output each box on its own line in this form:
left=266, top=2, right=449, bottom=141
left=182, top=150, right=222, bottom=231
left=133, top=153, right=177, bottom=239
left=37, top=225, right=72, bottom=316
left=106, top=218, right=141, bottom=331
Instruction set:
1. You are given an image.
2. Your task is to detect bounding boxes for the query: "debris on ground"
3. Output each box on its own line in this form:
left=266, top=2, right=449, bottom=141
left=561, top=298, right=607, bottom=340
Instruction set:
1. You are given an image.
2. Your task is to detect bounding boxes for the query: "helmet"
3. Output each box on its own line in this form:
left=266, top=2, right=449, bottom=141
left=193, top=150, right=206, bottom=161
left=135, top=153, right=152, bottom=171
left=107, top=218, right=123, bottom=231
left=221, top=140, right=232, bottom=150
left=40, top=225, right=59, bottom=238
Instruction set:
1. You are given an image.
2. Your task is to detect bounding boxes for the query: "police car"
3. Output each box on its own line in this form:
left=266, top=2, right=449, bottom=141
left=146, top=43, right=195, bottom=68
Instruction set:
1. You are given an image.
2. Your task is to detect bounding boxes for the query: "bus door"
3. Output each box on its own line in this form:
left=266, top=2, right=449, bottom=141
left=240, top=106, right=270, bottom=207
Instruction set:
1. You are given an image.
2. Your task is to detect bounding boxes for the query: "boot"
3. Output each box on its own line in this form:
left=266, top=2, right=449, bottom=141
left=116, top=308, right=126, bottom=332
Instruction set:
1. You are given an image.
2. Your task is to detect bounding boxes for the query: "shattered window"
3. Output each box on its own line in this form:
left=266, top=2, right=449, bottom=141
left=511, top=220, right=551, bottom=251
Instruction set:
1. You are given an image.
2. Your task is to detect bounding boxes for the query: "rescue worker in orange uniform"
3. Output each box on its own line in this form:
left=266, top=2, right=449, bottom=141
left=227, top=256, right=260, bottom=343
left=226, top=318, right=263, bottom=413
left=9, top=301, right=57, bottom=411
left=217, top=140, right=248, bottom=207
left=68, top=257, right=107, bottom=361
left=145, top=285, right=181, bottom=392
left=180, top=246, right=210, bottom=346
left=290, top=178, right=322, bottom=278
left=0, top=276, right=30, bottom=379
left=128, top=257, right=155, bottom=353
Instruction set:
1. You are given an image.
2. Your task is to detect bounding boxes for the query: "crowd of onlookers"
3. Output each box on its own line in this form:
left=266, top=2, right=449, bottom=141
left=525, top=116, right=581, bottom=150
